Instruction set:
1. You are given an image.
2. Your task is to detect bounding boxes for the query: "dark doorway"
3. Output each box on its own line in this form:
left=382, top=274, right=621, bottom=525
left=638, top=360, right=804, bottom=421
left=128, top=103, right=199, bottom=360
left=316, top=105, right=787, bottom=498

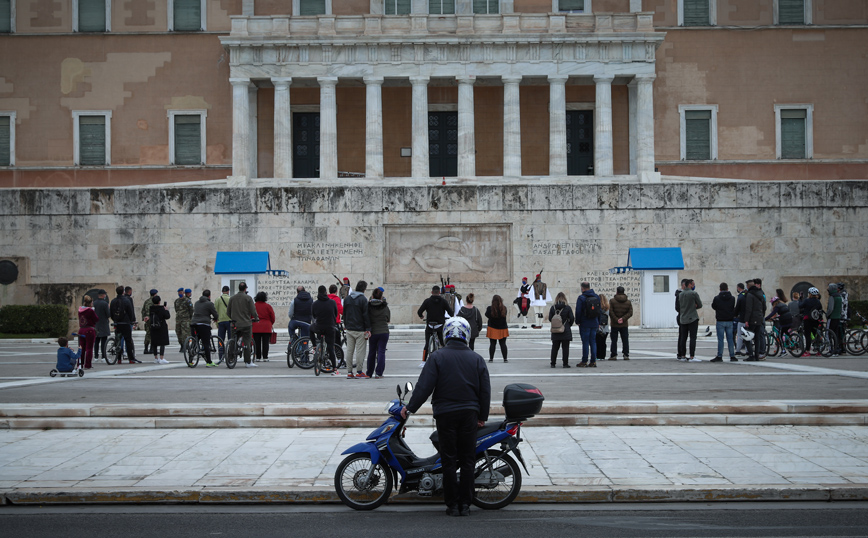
left=428, top=111, right=458, bottom=177
left=566, top=110, right=594, bottom=176
left=293, top=112, right=320, bottom=179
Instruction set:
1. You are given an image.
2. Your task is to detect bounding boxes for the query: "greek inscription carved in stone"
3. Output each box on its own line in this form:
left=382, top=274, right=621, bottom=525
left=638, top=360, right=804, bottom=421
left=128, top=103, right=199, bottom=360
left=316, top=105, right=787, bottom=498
left=532, top=240, right=601, bottom=256
left=291, top=242, right=364, bottom=262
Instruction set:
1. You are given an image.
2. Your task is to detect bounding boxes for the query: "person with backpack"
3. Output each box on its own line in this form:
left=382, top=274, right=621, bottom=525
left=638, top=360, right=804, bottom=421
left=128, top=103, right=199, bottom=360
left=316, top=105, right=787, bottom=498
left=148, top=295, right=171, bottom=364
left=800, top=287, right=824, bottom=356
left=595, top=293, right=610, bottom=361
left=575, top=282, right=601, bottom=368
left=548, top=292, right=574, bottom=368
left=110, top=285, right=140, bottom=364
left=457, top=293, right=483, bottom=351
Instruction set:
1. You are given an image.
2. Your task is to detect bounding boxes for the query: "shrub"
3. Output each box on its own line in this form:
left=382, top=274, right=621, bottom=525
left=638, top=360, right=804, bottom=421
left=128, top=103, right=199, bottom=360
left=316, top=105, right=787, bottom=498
left=0, top=305, right=70, bottom=337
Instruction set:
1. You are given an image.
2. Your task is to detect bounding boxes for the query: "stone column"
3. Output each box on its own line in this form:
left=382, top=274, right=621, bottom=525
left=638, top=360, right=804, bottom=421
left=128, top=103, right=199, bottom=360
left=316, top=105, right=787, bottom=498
left=456, top=75, right=476, bottom=178
left=634, top=74, right=658, bottom=183
left=364, top=76, right=384, bottom=179
left=248, top=84, right=258, bottom=179
left=318, top=77, right=338, bottom=180
left=628, top=79, right=638, bottom=175
left=410, top=76, right=430, bottom=179
left=502, top=75, right=522, bottom=177
left=548, top=75, right=568, bottom=178
left=594, top=75, right=614, bottom=177
left=230, top=77, right=251, bottom=181
left=273, top=77, right=292, bottom=179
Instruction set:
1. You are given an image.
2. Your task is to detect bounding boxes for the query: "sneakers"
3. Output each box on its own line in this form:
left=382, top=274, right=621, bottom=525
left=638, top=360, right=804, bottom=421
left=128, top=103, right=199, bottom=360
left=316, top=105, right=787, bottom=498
left=710, top=357, right=723, bottom=362
left=154, top=358, right=169, bottom=364
left=356, top=372, right=370, bottom=379
left=331, top=370, right=342, bottom=376
left=609, top=356, right=618, bottom=361
left=730, top=357, right=738, bottom=362
left=129, top=359, right=142, bottom=364
left=206, top=362, right=218, bottom=368
left=623, top=355, right=630, bottom=360
left=373, top=375, right=383, bottom=379
left=676, top=356, right=687, bottom=362
left=563, top=363, right=571, bottom=368
left=800, top=352, right=811, bottom=358
left=551, top=363, right=556, bottom=368
left=688, top=357, right=702, bottom=362
left=245, top=362, right=258, bottom=368
left=577, top=362, right=588, bottom=367
left=347, top=372, right=355, bottom=378
left=154, top=358, right=161, bottom=364
left=588, top=362, right=597, bottom=368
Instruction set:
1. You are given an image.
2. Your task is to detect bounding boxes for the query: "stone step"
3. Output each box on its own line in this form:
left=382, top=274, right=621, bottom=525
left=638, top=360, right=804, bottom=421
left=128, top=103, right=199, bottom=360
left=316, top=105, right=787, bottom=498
left=2, top=401, right=866, bottom=429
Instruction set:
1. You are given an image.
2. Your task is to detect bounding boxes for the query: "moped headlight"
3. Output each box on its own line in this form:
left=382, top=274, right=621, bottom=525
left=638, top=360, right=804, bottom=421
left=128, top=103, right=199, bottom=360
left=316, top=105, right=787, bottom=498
left=385, top=402, right=394, bottom=413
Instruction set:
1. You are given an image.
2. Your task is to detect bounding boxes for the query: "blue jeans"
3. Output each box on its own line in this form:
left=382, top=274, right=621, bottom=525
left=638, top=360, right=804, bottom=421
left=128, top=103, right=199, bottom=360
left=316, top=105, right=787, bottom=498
left=217, top=321, right=231, bottom=360
left=579, top=326, right=597, bottom=363
left=288, top=319, right=310, bottom=339
left=716, top=321, right=735, bottom=358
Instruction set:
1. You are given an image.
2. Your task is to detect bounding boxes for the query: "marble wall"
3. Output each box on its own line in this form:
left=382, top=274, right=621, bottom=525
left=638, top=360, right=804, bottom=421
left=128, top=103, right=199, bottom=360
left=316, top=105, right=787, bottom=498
left=1, top=181, right=866, bottom=326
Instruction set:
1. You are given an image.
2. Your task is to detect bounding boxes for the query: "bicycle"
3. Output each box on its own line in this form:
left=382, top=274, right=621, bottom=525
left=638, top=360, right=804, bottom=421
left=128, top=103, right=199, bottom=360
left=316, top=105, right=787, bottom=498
left=223, top=325, right=246, bottom=369
left=766, top=322, right=804, bottom=358
left=334, top=322, right=346, bottom=368
left=286, top=322, right=314, bottom=369
left=105, top=322, right=133, bottom=364
left=797, top=314, right=836, bottom=357
left=421, top=321, right=443, bottom=366
left=310, top=330, right=336, bottom=377
left=844, top=313, right=866, bottom=356
left=184, top=331, right=224, bottom=368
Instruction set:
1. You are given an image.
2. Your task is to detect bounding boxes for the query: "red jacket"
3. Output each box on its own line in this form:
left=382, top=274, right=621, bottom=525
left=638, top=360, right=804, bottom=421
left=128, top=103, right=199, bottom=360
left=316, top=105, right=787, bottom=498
left=78, top=307, right=99, bottom=330
left=252, top=302, right=275, bottom=333
left=328, top=293, right=343, bottom=323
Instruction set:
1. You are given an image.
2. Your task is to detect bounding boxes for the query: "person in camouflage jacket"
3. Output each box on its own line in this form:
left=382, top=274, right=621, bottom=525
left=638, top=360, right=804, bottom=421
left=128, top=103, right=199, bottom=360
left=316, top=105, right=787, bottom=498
left=174, top=288, right=194, bottom=352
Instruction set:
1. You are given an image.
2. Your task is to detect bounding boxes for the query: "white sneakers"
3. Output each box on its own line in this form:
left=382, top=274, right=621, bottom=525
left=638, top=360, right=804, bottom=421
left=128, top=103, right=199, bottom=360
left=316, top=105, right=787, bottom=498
left=153, top=358, right=169, bottom=364
left=245, top=362, right=258, bottom=368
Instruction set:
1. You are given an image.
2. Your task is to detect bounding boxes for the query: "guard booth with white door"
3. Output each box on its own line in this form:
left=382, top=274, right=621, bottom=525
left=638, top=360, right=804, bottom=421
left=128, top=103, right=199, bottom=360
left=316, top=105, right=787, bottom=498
left=214, top=251, right=277, bottom=298
left=628, top=248, right=684, bottom=329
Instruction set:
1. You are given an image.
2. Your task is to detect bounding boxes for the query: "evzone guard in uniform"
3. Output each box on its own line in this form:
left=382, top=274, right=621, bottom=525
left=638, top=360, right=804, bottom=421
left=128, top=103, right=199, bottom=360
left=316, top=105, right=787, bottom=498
left=442, top=283, right=463, bottom=317
left=530, top=273, right=552, bottom=329
left=513, top=277, right=532, bottom=329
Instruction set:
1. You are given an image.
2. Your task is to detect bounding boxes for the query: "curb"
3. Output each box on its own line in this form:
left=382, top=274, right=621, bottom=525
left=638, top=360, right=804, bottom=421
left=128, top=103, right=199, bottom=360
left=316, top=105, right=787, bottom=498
left=4, top=485, right=867, bottom=505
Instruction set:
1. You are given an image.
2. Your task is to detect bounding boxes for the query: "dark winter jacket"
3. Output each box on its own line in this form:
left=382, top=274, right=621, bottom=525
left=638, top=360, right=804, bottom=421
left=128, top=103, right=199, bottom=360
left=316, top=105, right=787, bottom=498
left=343, top=290, right=371, bottom=332
left=148, top=304, right=171, bottom=347
left=368, top=298, right=391, bottom=335
left=289, top=291, right=313, bottom=323
left=548, top=302, right=574, bottom=342
left=110, top=294, right=136, bottom=325
left=94, top=298, right=111, bottom=337
left=484, top=306, right=508, bottom=330
left=191, top=296, right=219, bottom=325
left=575, top=289, right=601, bottom=329
left=711, top=291, right=736, bottom=322
left=417, top=295, right=453, bottom=325
left=678, top=289, right=702, bottom=324
left=800, top=296, right=823, bottom=321
left=743, top=286, right=765, bottom=327
left=458, top=306, right=483, bottom=339
left=311, top=292, right=338, bottom=331
left=609, top=294, right=633, bottom=328
left=734, top=291, right=747, bottom=323
left=406, top=340, right=491, bottom=421
left=765, top=303, right=793, bottom=326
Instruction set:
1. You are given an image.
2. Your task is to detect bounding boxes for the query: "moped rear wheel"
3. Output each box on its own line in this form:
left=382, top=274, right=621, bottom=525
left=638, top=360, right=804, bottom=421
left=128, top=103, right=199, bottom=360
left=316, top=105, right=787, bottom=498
left=334, top=453, right=393, bottom=510
left=472, top=449, right=522, bottom=510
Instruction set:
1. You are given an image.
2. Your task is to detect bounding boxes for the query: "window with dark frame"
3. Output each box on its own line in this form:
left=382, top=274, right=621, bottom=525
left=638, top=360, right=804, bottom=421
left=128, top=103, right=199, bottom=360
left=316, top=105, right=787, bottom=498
left=685, top=109, right=712, bottom=160
left=79, top=115, right=107, bottom=166
left=174, top=115, right=202, bottom=165
left=78, top=0, right=106, bottom=32
left=682, top=0, right=711, bottom=26
left=0, top=0, right=11, bottom=33
left=0, top=116, right=10, bottom=166
left=299, top=0, right=327, bottom=16
left=780, top=109, right=807, bottom=159
left=778, top=0, right=805, bottom=25
left=429, top=0, right=455, bottom=15
left=173, top=0, right=202, bottom=31
left=473, top=0, right=499, bottom=14
left=558, top=0, right=585, bottom=12
left=385, top=0, right=411, bottom=15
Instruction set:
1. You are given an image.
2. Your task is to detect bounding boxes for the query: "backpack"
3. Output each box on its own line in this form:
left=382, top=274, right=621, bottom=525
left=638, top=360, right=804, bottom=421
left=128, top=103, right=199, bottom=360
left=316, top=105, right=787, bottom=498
left=550, top=306, right=565, bottom=334
left=583, top=295, right=601, bottom=319
left=110, top=297, right=124, bottom=323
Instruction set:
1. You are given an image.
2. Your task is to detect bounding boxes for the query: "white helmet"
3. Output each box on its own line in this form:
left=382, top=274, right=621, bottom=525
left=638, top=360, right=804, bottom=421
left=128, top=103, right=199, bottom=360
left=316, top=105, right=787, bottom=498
left=443, top=317, right=471, bottom=344
left=740, top=326, right=755, bottom=342
left=808, top=287, right=820, bottom=296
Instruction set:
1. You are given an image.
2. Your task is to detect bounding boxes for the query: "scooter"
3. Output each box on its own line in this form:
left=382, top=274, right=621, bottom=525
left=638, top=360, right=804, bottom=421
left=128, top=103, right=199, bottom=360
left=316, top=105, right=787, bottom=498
left=334, top=382, right=544, bottom=511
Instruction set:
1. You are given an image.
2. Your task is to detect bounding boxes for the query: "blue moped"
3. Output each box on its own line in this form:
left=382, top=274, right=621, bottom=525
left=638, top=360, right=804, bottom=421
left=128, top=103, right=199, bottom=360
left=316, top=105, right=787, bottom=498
left=334, top=382, right=544, bottom=510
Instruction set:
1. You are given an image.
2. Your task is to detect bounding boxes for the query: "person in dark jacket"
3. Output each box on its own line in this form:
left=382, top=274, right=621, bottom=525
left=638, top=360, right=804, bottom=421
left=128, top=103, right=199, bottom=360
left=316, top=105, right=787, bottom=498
left=288, top=286, right=313, bottom=339
left=110, top=285, right=140, bottom=364
left=734, top=283, right=747, bottom=355
left=800, top=287, right=824, bottom=356
left=711, top=283, right=736, bottom=362
left=484, top=295, right=509, bottom=363
left=548, top=292, right=574, bottom=368
left=94, top=289, right=111, bottom=362
left=311, top=285, right=340, bottom=374
left=252, top=291, right=276, bottom=363
left=148, top=295, right=172, bottom=364
left=418, top=285, right=454, bottom=365
left=742, top=280, right=766, bottom=361
left=190, top=290, right=219, bottom=366
left=826, top=283, right=844, bottom=355
left=608, top=287, right=633, bottom=360
left=575, top=282, right=600, bottom=367
left=457, top=293, right=483, bottom=351
left=789, top=291, right=803, bottom=332
left=766, top=296, right=793, bottom=333
left=402, top=317, right=491, bottom=517
left=344, top=280, right=371, bottom=378
left=365, top=287, right=391, bottom=378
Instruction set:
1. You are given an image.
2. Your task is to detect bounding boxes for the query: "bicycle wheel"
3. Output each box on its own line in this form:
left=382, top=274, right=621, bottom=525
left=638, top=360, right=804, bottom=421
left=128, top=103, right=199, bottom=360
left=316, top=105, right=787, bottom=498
left=819, top=331, right=835, bottom=357
left=786, top=333, right=804, bottom=357
left=211, top=336, right=224, bottom=361
left=846, top=331, right=865, bottom=356
left=766, top=334, right=781, bottom=358
left=225, top=339, right=237, bottom=369
left=105, top=337, right=118, bottom=365
left=293, top=337, right=315, bottom=369
left=184, top=336, right=199, bottom=368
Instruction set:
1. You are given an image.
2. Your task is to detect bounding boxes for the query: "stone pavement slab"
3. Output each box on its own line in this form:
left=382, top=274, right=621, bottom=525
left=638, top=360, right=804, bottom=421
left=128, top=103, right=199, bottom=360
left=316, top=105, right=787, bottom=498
left=2, top=425, right=868, bottom=504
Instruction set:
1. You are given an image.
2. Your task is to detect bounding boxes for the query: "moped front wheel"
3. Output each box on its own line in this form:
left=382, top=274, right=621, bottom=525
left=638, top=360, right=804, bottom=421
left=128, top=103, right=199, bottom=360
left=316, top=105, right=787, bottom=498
left=472, top=449, right=522, bottom=510
left=334, top=453, right=393, bottom=510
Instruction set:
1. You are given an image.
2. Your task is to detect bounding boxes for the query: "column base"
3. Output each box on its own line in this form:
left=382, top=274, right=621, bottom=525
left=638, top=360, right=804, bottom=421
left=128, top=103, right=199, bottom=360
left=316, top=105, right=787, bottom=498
left=227, top=175, right=250, bottom=188
left=638, top=171, right=661, bottom=183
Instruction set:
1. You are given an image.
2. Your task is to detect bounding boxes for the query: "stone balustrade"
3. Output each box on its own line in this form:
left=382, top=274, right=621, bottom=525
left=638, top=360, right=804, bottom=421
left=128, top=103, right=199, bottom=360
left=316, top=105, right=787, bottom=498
left=229, top=12, right=655, bottom=39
